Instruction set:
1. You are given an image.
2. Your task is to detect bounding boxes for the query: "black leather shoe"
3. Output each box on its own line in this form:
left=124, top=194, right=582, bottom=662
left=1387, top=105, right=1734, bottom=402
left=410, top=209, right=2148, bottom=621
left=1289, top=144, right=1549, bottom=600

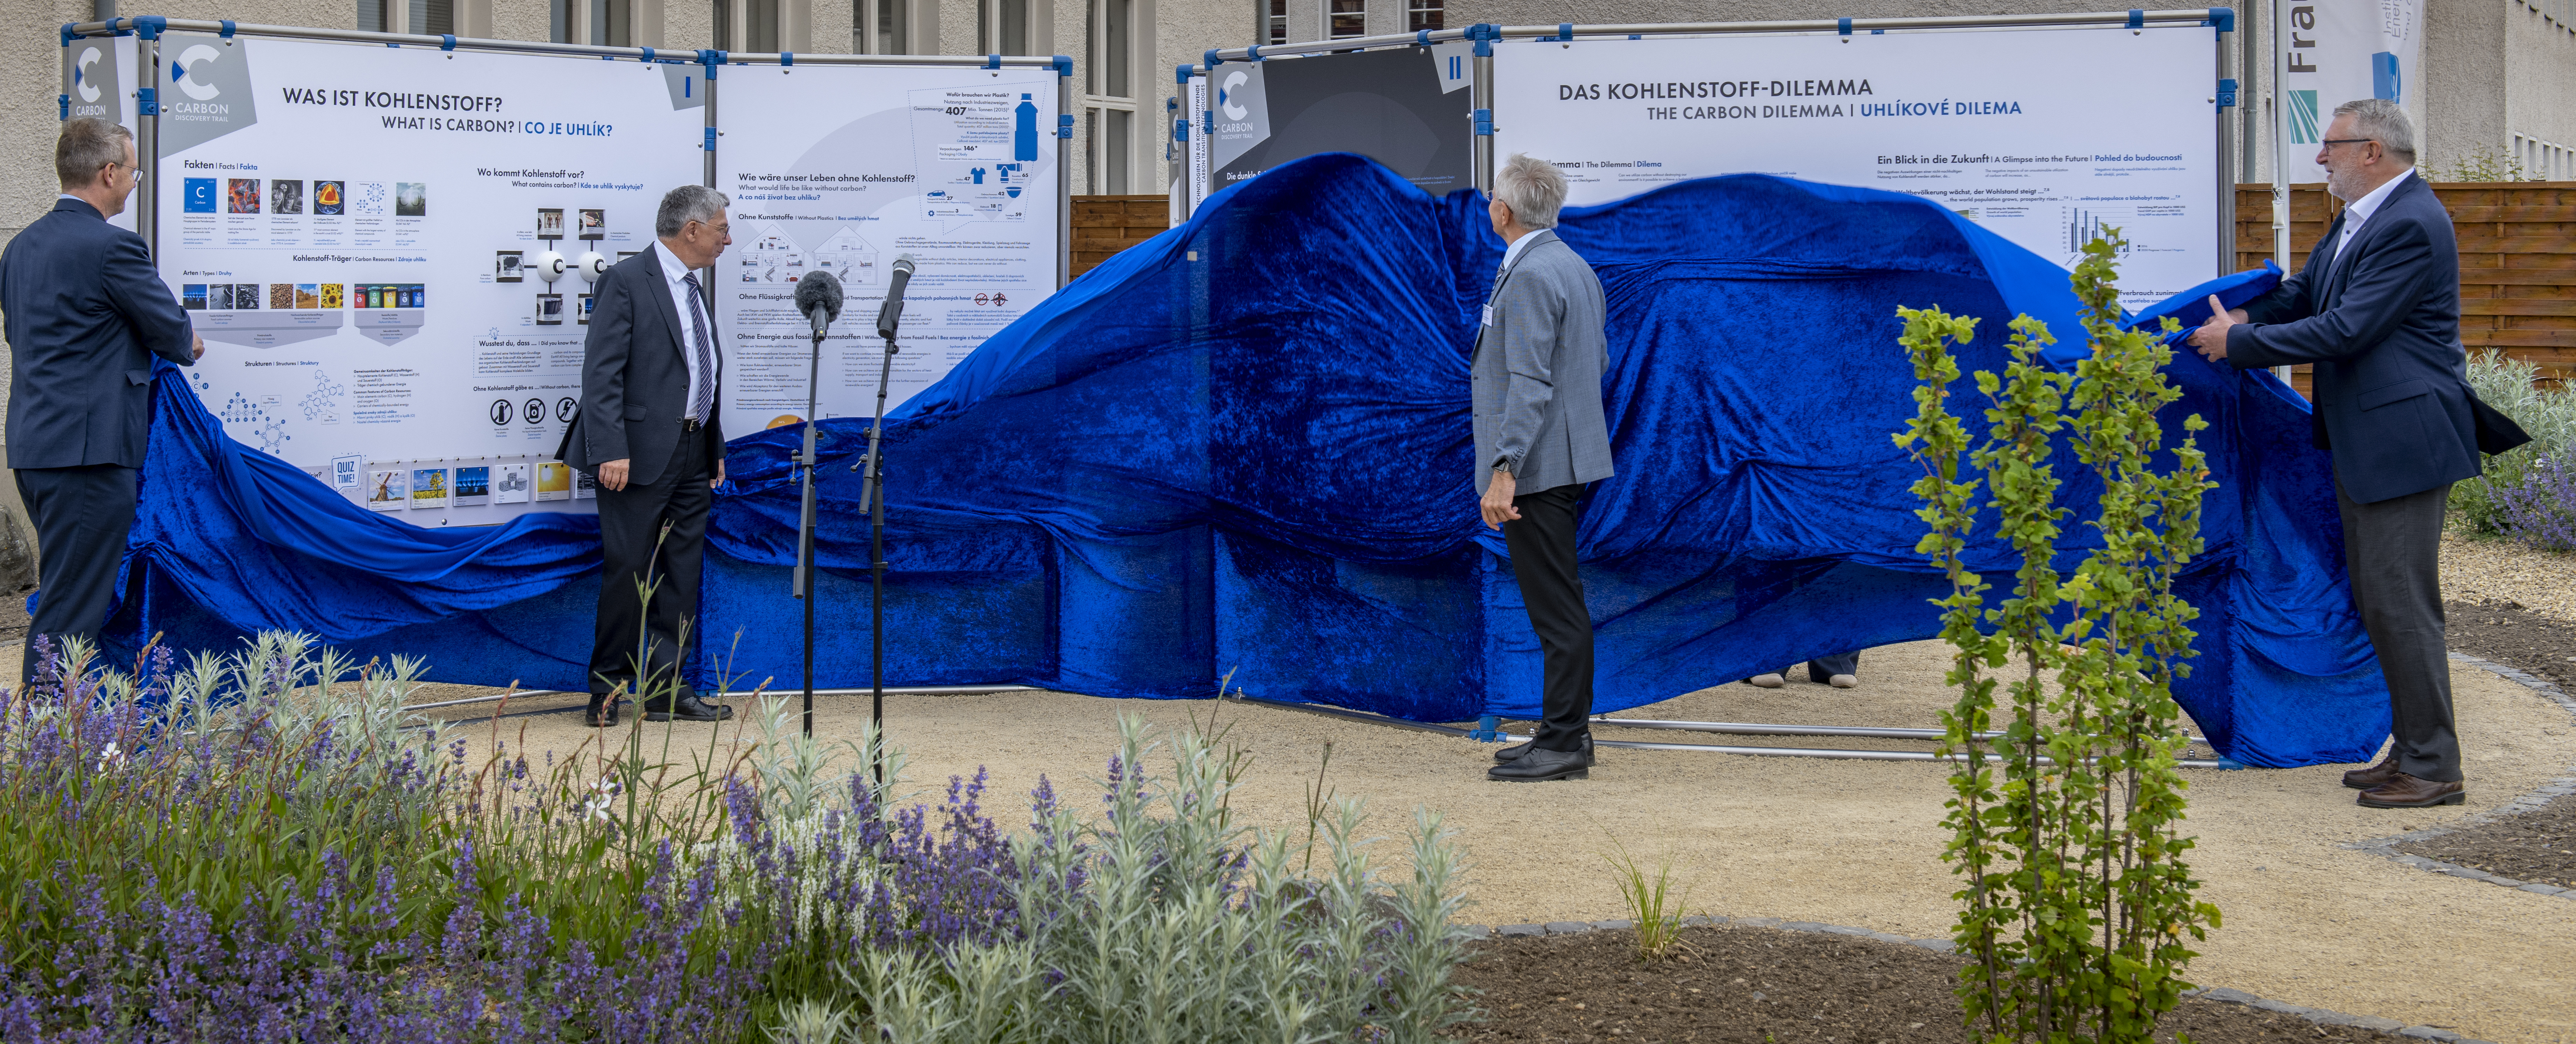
left=1493, top=733, right=1594, bottom=763
left=1487, top=745, right=1590, bottom=782
left=642, top=694, right=732, bottom=722
left=584, top=697, right=621, bottom=728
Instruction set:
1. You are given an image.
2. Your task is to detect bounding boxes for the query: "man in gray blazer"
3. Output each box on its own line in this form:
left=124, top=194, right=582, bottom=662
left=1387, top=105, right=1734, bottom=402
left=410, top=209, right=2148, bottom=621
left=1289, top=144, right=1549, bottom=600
left=1477, top=154, right=1614, bottom=783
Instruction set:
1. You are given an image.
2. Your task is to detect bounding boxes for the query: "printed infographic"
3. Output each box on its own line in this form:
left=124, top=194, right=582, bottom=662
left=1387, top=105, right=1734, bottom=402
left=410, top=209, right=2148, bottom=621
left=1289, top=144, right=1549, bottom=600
left=1492, top=27, right=2221, bottom=307
left=711, top=64, right=1062, bottom=433
left=152, top=34, right=705, bottom=525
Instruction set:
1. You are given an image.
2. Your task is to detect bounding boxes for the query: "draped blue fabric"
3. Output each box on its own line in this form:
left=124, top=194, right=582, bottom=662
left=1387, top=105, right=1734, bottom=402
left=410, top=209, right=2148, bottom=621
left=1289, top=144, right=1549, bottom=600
left=103, top=154, right=2389, bottom=767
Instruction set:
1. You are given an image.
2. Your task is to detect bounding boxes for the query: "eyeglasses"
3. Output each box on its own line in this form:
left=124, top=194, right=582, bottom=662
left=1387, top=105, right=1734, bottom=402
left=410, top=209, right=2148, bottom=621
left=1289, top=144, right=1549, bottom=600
left=106, top=161, right=145, bottom=183
left=2317, top=139, right=2377, bottom=150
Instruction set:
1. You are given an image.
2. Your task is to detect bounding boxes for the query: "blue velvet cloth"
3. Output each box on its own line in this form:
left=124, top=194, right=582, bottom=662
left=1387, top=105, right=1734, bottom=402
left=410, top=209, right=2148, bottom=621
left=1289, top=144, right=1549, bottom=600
left=104, top=154, right=2389, bottom=767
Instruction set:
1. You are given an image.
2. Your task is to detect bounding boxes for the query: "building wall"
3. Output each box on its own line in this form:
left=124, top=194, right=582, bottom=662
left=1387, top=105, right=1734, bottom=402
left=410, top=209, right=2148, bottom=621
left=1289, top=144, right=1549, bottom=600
left=2504, top=0, right=2576, bottom=178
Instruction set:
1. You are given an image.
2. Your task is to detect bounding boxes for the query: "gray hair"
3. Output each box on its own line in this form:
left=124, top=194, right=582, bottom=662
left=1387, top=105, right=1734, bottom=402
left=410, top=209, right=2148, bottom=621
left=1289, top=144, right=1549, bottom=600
left=55, top=118, right=131, bottom=189
left=1494, top=153, right=1569, bottom=230
left=655, top=184, right=731, bottom=236
left=2333, top=98, right=2416, bottom=163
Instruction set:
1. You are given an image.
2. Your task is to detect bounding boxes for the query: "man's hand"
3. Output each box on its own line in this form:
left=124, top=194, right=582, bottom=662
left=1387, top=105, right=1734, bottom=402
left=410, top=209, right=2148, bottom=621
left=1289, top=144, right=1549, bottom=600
left=598, top=458, right=630, bottom=492
left=1480, top=470, right=1521, bottom=530
left=711, top=460, right=726, bottom=490
left=190, top=333, right=204, bottom=361
left=2188, top=295, right=2248, bottom=362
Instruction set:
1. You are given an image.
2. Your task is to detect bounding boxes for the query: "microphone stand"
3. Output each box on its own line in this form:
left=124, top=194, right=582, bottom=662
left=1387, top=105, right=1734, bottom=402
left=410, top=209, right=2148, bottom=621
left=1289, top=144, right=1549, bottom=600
left=856, top=320, right=898, bottom=787
left=794, top=312, right=827, bottom=737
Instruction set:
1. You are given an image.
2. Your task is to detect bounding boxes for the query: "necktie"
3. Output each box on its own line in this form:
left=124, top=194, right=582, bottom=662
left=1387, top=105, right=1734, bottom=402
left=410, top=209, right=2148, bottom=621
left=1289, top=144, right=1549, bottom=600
left=682, top=272, right=715, bottom=423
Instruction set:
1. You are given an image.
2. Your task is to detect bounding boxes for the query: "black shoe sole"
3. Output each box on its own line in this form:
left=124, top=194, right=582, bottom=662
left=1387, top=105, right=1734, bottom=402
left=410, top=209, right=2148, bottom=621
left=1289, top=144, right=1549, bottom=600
left=2356, top=790, right=2465, bottom=809
left=1487, top=767, right=1589, bottom=782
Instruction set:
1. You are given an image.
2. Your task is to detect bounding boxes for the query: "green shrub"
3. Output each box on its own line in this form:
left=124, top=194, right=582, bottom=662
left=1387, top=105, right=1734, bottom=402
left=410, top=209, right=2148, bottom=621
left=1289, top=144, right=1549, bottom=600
left=2453, top=351, right=2576, bottom=534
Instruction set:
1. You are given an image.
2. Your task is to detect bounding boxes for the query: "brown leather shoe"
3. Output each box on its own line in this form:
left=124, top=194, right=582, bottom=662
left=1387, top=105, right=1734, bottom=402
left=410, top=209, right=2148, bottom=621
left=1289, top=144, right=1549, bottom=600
left=2356, top=773, right=2465, bottom=809
left=2341, top=753, right=2402, bottom=790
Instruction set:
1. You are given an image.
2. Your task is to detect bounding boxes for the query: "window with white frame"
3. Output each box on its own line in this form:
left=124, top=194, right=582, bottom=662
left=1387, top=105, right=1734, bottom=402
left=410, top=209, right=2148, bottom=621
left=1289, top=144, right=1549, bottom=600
left=1084, top=0, right=1136, bottom=193
left=981, top=0, right=1033, bottom=54
left=1270, top=0, right=1287, bottom=44
left=1329, top=0, right=1364, bottom=38
left=856, top=0, right=910, bottom=54
left=1408, top=0, right=1442, bottom=32
left=713, top=0, right=781, bottom=52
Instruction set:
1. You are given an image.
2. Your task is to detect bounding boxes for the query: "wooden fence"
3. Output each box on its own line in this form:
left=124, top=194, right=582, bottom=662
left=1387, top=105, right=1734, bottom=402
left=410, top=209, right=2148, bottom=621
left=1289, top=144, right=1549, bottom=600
left=2233, top=181, right=2574, bottom=394
left=1071, top=195, right=1171, bottom=278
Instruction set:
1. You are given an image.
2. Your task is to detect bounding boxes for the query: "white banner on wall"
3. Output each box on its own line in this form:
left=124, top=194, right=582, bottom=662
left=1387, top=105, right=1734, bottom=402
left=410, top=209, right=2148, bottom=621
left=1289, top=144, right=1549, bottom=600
left=151, top=34, right=705, bottom=526
left=1492, top=27, right=2220, bottom=308
left=2275, top=0, right=2422, bottom=176
left=62, top=34, right=138, bottom=230
left=712, top=64, right=1061, bottom=433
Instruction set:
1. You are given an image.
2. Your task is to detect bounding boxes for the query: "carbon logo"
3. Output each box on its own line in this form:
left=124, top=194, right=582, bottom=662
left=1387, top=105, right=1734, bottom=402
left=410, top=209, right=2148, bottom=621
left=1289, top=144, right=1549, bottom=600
left=172, top=44, right=223, bottom=101
left=1220, top=71, right=1249, bottom=121
left=75, top=45, right=104, bottom=103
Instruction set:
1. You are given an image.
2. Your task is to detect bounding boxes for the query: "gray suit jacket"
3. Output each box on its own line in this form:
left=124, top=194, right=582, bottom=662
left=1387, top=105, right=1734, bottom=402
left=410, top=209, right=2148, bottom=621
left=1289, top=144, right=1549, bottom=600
left=1472, top=229, right=1613, bottom=496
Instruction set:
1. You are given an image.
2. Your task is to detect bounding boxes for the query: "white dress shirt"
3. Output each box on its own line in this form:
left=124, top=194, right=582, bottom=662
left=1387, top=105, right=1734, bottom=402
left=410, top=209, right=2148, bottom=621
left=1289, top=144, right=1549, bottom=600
left=2331, top=167, right=2413, bottom=266
left=1500, top=226, right=1543, bottom=272
left=654, top=243, right=717, bottom=421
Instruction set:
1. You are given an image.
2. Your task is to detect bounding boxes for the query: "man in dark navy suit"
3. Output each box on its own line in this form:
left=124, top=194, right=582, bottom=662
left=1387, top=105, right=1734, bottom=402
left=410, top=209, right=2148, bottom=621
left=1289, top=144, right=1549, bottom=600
left=1, top=118, right=201, bottom=686
left=559, top=185, right=732, bottom=727
left=2191, top=98, right=2477, bottom=809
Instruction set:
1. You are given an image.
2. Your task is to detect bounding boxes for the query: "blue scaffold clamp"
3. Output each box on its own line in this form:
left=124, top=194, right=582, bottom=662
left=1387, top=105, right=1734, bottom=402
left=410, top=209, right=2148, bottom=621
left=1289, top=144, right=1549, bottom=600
left=57, top=93, right=67, bottom=120
left=2216, top=77, right=2239, bottom=109
left=641, top=46, right=655, bottom=62
left=219, top=20, right=237, bottom=38
left=1175, top=62, right=1193, bottom=84
left=136, top=86, right=157, bottom=117
left=2127, top=8, right=2145, bottom=29
left=1173, top=117, right=1187, bottom=142
left=781, top=51, right=794, bottom=65
left=1203, top=110, right=1214, bottom=134
left=1245, top=44, right=1264, bottom=62
left=985, top=53, right=1001, bottom=69
left=1556, top=22, right=1572, bottom=41
left=1203, top=48, right=1223, bottom=68
left=1054, top=54, right=1072, bottom=77
left=1416, top=29, right=1431, bottom=46
left=60, top=24, right=75, bottom=47
left=1469, top=23, right=1497, bottom=57
left=134, top=15, right=164, bottom=40
left=701, top=49, right=726, bottom=78
left=1472, top=107, right=1494, bottom=136
left=1838, top=17, right=1853, bottom=36
left=703, top=127, right=717, bottom=151
left=2207, top=6, right=2235, bottom=35
left=441, top=34, right=458, bottom=51
left=1057, top=113, right=1074, bottom=139
left=1469, top=715, right=1504, bottom=742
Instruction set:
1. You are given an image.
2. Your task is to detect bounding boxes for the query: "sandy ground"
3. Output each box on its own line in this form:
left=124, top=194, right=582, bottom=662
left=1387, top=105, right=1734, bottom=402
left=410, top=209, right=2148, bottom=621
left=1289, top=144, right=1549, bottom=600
left=399, top=639, right=2576, bottom=1044
left=2444, top=527, right=2576, bottom=624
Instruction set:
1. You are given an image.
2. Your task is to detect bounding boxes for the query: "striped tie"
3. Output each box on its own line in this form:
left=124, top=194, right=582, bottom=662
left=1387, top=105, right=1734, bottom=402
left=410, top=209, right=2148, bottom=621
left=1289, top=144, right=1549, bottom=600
left=682, top=272, right=714, bottom=422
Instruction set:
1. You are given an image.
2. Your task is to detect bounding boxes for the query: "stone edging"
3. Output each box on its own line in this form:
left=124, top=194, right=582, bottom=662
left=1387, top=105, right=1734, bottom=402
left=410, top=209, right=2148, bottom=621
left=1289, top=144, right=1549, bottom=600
left=1451, top=915, right=2495, bottom=1043
left=2340, top=652, right=2576, bottom=902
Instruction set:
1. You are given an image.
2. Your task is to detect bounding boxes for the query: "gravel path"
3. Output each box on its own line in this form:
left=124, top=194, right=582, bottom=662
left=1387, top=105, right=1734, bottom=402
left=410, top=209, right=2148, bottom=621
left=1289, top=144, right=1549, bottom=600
left=2443, top=527, right=2576, bottom=624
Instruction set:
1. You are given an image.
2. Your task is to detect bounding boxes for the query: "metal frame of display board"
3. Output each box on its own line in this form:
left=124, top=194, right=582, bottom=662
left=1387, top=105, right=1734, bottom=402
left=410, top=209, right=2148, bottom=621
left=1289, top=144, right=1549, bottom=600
left=60, top=16, right=1077, bottom=289
left=1176, top=8, right=2241, bottom=273
left=1170, top=10, right=2248, bottom=767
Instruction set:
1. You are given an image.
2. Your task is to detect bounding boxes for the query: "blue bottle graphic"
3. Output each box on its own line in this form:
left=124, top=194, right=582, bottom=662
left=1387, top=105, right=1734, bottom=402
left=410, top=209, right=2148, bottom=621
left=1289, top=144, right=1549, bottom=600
left=1013, top=93, right=1039, bottom=161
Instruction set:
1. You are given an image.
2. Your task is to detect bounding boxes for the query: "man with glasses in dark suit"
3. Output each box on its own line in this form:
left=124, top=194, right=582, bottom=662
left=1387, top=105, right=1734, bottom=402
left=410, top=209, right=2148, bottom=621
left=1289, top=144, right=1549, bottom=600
left=1, top=118, right=202, bottom=686
left=2190, top=98, right=2478, bottom=809
left=560, top=185, right=734, bottom=727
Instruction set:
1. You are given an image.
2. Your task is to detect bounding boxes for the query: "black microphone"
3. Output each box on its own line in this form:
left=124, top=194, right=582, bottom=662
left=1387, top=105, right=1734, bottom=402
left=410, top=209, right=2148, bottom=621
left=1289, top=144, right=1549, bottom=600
left=876, top=254, right=916, bottom=340
left=795, top=269, right=844, bottom=339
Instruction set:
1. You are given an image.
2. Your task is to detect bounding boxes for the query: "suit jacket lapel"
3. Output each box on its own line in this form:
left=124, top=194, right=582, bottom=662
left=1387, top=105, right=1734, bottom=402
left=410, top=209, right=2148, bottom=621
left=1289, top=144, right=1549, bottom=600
left=645, top=244, right=692, bottom=364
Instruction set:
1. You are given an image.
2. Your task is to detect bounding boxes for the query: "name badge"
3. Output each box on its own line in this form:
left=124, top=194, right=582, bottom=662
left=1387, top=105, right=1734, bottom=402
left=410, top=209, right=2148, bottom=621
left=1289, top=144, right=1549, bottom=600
left=1481, top=303, right=1495, bottom=328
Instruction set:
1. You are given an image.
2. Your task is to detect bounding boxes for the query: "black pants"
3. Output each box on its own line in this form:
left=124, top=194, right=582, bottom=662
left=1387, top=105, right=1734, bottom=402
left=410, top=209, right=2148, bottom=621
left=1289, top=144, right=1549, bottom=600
left=589, top=427, right=712, bottom=702
left=1502, top=483, right=1594, bottom=753
left=2337, top=476, right=2459, bottom=782
left=15, top=464, right=139, bottom=687
left=1789, top=651, right=1861, bottom=680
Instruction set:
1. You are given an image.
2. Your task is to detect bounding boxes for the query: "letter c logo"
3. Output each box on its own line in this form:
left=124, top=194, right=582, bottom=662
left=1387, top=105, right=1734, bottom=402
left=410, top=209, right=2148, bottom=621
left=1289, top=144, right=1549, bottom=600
left=173, top=44, right=221, bottom=101
left=76, top=47, right=103, bottom=104
left=1220, top=71, right=1249, bottom=122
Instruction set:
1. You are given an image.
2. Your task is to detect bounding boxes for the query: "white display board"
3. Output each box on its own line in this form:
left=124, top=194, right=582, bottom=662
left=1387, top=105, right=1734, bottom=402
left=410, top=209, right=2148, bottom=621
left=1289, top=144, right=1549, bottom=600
left=62, top=34, right=138, bottom=231
left=2273, top=0, right=2422, bottom=176
left=712, top=64, right=1062, bottom=432
left=1492, top=27, right=2220, bottom=308
left=151, top=34, right=705, bottom=526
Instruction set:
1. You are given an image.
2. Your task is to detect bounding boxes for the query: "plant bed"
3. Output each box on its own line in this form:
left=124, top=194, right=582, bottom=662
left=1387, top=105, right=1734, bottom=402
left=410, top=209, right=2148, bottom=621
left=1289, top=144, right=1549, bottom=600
left=1440, top=925, right=2420, bottom=1043
left=2444, top=598, right=2576, bottom=692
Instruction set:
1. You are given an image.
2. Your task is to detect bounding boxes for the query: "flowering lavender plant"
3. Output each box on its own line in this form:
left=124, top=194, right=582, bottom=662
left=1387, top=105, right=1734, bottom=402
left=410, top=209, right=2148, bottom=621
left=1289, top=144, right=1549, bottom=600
left=2493, top=450, right=2576, bottom=552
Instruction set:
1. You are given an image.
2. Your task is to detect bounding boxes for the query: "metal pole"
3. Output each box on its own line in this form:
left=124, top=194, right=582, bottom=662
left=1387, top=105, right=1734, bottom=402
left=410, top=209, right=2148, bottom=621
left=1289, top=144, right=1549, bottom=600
left=2215, top=19, right=2235, bottom=279
left=2267, top=0, right=2292, bottom=386
left=1471, top=31, right=1493, bottom=198
left=796, top=331, right=820, bottom=735
left=1058, top=59, right=1073, bottom=288
left=134, top=25, right=159, bottom=254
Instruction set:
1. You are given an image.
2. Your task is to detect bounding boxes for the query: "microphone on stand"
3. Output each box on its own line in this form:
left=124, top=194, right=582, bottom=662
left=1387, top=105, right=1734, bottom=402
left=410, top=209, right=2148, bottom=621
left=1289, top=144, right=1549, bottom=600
left=796, top=269, right=844, bottom=341
left=877, top=254, right=915, bottom=340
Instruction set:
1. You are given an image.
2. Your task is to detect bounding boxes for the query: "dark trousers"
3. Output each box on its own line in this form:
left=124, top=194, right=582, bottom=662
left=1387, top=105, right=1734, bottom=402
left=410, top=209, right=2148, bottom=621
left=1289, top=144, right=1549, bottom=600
left=2336, top=476, right=2459, bottom=781
left=1795, top=651, right=1861, bottom=680
left=14, top=464, right=139, bottom=687
left=1502, top=483, right=1594, bottom=753
left=589, top=426, right=712, bottom=703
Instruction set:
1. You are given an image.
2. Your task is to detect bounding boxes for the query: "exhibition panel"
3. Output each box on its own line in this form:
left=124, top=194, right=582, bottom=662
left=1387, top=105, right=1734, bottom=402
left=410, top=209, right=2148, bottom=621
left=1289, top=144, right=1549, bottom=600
left=1492, top=26, right=2223, bottom=309
left=712, top=63, right=1063, bottom=428
left=150, top=34, right=705, bottom=526
left=60, top=33, right=138, bottom=231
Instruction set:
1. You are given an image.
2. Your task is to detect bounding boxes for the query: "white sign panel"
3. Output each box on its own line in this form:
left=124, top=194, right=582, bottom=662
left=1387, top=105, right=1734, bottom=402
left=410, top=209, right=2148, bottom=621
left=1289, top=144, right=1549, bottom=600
left=1493, top=27, right=2220, bottom=308
left=2275, top=0, right=2422, bottom=175
left=152, top=35, right=704, bottom=526
left=712, top=65, right=1061, bottom=433
left=62, top=34, right=139, bottom=231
